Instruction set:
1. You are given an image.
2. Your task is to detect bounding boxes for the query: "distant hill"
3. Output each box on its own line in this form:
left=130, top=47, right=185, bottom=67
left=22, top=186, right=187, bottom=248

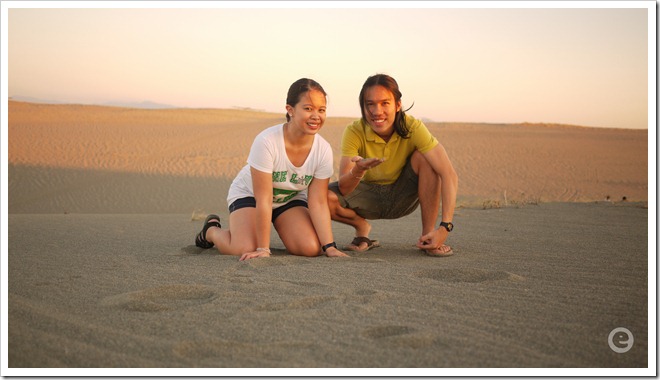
left=9, top=96, right=67, bottom=105
left=9, top=96, right=177, bottom=109
left=101, top=100, right=178, bottom=109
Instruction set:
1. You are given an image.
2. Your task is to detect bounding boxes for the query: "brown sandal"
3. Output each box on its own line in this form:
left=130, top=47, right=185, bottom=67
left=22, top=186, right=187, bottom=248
left=423, top=244, right=454, bottom=257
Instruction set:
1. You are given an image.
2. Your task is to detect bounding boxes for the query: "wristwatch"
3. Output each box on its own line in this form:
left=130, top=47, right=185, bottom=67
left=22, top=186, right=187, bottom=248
left=439, top=221, right=454, bottom=232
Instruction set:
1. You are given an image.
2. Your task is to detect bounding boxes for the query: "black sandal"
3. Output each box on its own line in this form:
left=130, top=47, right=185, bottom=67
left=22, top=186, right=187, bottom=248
left=195, top=214, right=221, bottom=249
left=343, top=236, right=380, bottom=252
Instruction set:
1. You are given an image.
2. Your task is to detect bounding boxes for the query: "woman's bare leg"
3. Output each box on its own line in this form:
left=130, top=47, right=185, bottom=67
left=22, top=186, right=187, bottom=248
left=273, top=207, right=321, bottom=257
left=204, top=208, right=258, bottom=256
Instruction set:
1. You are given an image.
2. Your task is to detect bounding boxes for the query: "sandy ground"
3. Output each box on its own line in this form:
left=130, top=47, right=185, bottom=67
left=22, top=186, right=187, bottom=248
left=4, top=101, right=652, bottom=373
left=6, top=204, right=650, bottom=372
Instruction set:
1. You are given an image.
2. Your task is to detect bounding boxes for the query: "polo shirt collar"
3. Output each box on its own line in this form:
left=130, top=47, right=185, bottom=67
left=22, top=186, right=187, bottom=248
left=362, top=120, right=399, bottom=144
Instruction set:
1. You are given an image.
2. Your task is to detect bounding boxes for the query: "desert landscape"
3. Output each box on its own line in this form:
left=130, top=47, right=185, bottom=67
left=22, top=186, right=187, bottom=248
left=5, top=101, right=651, bottom=373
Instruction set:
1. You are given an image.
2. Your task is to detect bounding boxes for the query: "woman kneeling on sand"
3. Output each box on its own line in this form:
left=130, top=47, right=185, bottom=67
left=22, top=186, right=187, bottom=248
left=195, top=78, right=348, bottom=261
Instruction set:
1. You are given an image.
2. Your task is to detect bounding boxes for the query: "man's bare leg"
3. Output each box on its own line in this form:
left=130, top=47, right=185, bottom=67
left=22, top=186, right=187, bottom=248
left=328, top=191, right=373, bottom=251
left=410, top=150, right=451, bottom=254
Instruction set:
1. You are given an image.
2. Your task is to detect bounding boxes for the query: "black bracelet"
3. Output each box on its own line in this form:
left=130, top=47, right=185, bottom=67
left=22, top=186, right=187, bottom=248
left=322, top=242, right=337, bottom=252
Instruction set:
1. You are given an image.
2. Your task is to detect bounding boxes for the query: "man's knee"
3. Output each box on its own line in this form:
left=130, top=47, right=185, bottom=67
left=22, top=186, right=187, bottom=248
left=328, top=187, right=351, bottom=218
left=327, top=190, right=340, bottom=214
left=328, top=188, right=338, bottom=203
left=410, top=150, right=428, bottom=174
left=412, top=150, right=440, bottom=178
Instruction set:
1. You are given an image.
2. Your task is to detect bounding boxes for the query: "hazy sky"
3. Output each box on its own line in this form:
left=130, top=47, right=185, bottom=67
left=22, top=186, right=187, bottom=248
left=3, top=1, right=653, bottom=129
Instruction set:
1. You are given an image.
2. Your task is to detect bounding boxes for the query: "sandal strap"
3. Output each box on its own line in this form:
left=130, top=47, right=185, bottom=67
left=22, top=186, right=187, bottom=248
left=350, top=236, right=373, bottom=246
left=195, top=215, right=222, bottom=249
left=201, top=220, right=221, bottom=241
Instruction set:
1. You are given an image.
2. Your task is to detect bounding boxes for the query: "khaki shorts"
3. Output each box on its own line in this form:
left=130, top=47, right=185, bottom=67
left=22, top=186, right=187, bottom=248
left=329, top=159, right=419, bottom=220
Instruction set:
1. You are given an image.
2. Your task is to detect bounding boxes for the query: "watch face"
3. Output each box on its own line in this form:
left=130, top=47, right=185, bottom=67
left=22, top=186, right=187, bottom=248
left=442, top=222, right=453, bottom=232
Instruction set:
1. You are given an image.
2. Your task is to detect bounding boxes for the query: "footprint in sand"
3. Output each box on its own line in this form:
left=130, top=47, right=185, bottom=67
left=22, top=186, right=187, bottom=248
left=255, top=295, right=337, bottom=312
left=282, top=280, right=326, bottom=288
left=342, top=288, right=388, bottom=305
left=362, top=325, right=434, bottom=349
left=416, top=268, right=525, bottom=283
left=100, top=284, right=217, bottom=312
left=173, top=339, right=312, bottom=361
left=363, top=325, right=416, bottom=339
left=179, top=245, right=209, bottom=255
left=177, top=247, right=312, bottom=269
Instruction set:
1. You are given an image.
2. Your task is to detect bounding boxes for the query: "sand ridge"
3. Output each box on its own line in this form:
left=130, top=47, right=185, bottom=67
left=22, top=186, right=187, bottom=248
left=7, top=101, right=647, bottom=214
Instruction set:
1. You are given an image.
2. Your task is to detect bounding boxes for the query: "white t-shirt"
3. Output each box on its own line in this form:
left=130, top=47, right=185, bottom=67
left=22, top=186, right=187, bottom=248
left=227, top=124, right=334, bottom=209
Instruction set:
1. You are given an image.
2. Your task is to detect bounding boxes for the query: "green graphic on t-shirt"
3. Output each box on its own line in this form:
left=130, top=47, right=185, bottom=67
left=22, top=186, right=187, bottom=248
left=273, top=171, right=287, bottom=182
left=273, top=188, right=300, bottom=203
left=290, top=174, right=313, bottom=186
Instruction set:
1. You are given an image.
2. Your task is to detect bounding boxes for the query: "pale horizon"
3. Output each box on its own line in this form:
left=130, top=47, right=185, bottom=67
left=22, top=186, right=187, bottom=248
left=3, top=1, right=655, bottom=129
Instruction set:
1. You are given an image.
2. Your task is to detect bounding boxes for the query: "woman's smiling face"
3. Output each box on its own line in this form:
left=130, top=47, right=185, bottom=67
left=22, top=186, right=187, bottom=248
left=362, top=85, right=401, bottom=140
left=287, top=89, right=327, bottom=135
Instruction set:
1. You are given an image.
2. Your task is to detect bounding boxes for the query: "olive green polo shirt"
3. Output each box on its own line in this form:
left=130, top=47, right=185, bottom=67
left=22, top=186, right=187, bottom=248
left=340, top=115, right=439, bottom=185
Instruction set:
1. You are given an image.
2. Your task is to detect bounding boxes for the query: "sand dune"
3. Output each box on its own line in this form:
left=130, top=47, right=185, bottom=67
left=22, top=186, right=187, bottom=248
left=7, top=101, right=648, bottom=214
left=434, top=122, right=648, bottom=205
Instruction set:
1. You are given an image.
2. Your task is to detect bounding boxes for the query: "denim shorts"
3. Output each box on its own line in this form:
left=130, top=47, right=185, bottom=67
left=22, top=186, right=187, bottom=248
left=328, top=158, right=419, bottom=220
left=228, top=197, right=308, bottom=223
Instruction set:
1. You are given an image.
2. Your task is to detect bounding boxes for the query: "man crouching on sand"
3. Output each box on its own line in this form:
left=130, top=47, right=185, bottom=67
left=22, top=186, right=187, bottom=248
left=328, top=74, right=458, bottom=257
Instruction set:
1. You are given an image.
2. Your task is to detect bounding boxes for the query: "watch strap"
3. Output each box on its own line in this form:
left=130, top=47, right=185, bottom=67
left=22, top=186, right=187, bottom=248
left=439, top=221, right=453, bottom=232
